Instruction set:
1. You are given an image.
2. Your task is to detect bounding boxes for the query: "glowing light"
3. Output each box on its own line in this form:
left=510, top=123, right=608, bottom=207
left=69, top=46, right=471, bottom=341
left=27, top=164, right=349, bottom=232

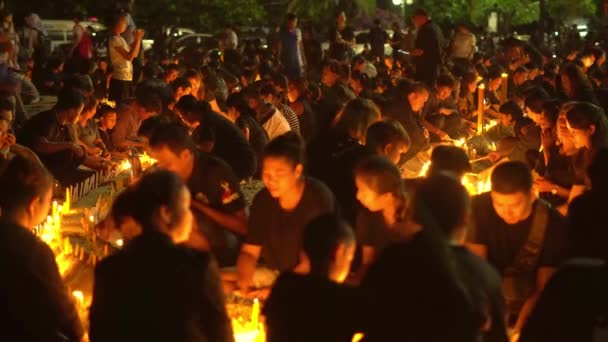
left=418, top=161, right=431, bottom=177
left=116, top=239, right=124, bottom=247
left=72, top=290, right=84, bottom=305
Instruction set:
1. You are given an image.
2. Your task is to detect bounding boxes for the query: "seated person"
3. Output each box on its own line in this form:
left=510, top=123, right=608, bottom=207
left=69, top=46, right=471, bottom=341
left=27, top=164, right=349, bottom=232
left=467, top=161, right=568, bottom=336
left=176, top=95, right=257, bottom=180
left=365, top=118, right=410, bottom=165
left=0, top=99, right=41, bottom=166
left=111, top=95, right=161, bottom=152
left=237, top=133, right=336, bottom=294
left=422, top=74, right=462, bottom=140
left=97, top=104, right=117, bottom=152
left=246, top=85, right=291, bottom=141
left=18, top=88, right=111, bottom=185
left=72, top=96, right=108, bottom=157
left=264, top=214, right=361, bottom=342
left=167, top=76, right=192, bottom=112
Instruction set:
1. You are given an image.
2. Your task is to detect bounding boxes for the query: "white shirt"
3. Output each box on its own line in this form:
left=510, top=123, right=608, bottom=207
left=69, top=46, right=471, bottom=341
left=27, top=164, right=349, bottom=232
left=262, top=108, right=291, bottom=141
left=109, top=35, right=133, bottom=81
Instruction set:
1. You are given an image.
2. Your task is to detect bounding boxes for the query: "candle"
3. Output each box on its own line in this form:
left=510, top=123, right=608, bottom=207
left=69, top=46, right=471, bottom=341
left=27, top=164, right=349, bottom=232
left=251, top=298, right=260, bottom=329
left=52, top=201, right=58, bottom=218
left=500, top=73, right=508, bottom=104
left=64, top=188, right=71, bottom=213
left=477, top=83, right=485, bottom=135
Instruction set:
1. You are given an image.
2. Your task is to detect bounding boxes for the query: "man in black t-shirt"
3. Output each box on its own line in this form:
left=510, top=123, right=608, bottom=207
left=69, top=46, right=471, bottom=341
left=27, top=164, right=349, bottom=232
left=467, top=161, right=567, bottom=337
left=411, top=9, right=444, bottom=86
left=328, top=11, right=355, bottom=62
left=149, top=123, right=246, bottom=266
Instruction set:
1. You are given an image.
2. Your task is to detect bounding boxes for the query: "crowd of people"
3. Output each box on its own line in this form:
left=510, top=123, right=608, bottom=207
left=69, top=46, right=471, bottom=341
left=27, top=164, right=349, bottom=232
left=1, top=3, right=608, bottom=342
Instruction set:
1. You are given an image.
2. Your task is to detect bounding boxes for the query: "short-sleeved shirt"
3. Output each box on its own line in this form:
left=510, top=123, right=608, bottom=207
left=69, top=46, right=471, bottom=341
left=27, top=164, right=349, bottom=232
left=468, top=193, right=568, bottom=276
left=18, top=110, right=75, bottom=150
left=356, top=207, right=404, bottom=254
left=74, top=119, right=100, bottom=148
left=259, top=105, right=291, bottom=141
left=109, top=35, right=132, bottom=81
left=187, top=151, right=246, bottom=267
left=246, top=177, right=335, bottom=272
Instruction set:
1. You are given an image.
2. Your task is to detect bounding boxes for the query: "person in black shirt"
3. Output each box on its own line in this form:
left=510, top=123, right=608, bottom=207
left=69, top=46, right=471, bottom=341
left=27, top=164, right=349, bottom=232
left=97, top=104, right=117, bottom=153
left=18, top=88, right=112, bottom=185
left=89, top=171, right=233, bottom=342
left=237, top=132, right=335, bottom=293
left=411, top=8, right=444, bottom=86
left=365, top=118, right=411, bottom=165
left=414, top=173, right=508, bottom=342
left=264, top=214, right=360, bottom=342
left=0, top=156, right=84, bottom=341
left=149, top=123, right=246, bottom=267
left=467, top=161, right=568, bottom=337
left=328, top=11, right=355, bottom=62
left=175, top=95, right=257, bottom=180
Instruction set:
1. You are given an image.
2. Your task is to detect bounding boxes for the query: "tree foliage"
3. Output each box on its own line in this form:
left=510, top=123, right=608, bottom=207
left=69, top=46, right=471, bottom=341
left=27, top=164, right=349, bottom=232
left=546, top=0, right=596, bottom=23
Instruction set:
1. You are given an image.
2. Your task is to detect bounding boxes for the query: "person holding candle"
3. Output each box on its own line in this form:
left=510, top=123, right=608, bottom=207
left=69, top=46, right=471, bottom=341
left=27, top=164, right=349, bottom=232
left=0, top=156, right=84, bottom=341
left=264, top=214, right=360, bottom=342
left=89, top=170, right=233, bottom=342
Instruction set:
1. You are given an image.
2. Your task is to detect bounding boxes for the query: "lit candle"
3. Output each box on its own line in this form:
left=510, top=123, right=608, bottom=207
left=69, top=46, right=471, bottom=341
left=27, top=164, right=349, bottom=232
left=64, top=188, right=71, bottom=213
left=251, top=298, right=260, bottom=329
left=52, top=201, right=58, bottom=218
left=500, top=73, right=509, bottom=104
left=477, top=83, right=485, bottom=135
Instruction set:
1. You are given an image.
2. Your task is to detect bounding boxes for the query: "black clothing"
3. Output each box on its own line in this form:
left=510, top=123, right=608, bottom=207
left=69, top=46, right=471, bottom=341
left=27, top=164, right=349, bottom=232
left=469, top=193, right=568, bottom=276
left=568, top=190, right=608, bottom=262
left=108, top=78, right=133, bottom=103
left=236, top=114, right=268, bottom=176
left=361, top=230, right=482, bottom=342
left=356, top=207, right=404, bottom=254
left=534, top=145, right=575, bottom=207
left=192, top=111, right=257, bottom=180
left=368, top=26, right=388, bottom=59
left=316, top=83, right=356, bottom=135
left=307, top=130, right=372, bottom=224
left=246, top=177, right=335, bottom=272
left=414, top=20, right=443, bottom=86
left=264, top=272, right=360, bottom=342
left=328, top=26, right=355, bottom=61
left=98, top=128, right=114, bottom=152
left=381, top=97, right=430, bottom=163
left=188, top=151, right=246, bottom=267
left=90, top=231, right=233, bottom=342
left=452, top=246, right=508, bottom=342
left=18, top=109, right=87, bottom=184
left=519, top=259, right=608, bottom=342
left=295, top=98, right=318, bottom=143
left=0, top=222, right=83, bottom=341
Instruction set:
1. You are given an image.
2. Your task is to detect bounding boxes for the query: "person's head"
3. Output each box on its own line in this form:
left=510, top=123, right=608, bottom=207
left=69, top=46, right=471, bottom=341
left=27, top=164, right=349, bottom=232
left=349, top=71, right=369, bottom=96
left=261, top=132, right=305, bottom=199
left=354, top=155, right=405, bottom=214
left=0, top=156, right=54, bottom=227
left=487, top=66, right=505, bottom=91
left=460, top=72, right=478, bottom=95
left=303, top=214, right=355, bottom=283
left=428, top=146, right=471, bottom=179
left=490, top=161, right=534, bottom=225
left=149, top=123, right=197, bottom=180
left=513, top=66, right=528, bottom=86
left=135, top=94, right=162, bottom=120
left=413, top=172, right=470, bottom=242
left=0, top=117, right=9, bottom=147
left=0, top=97, right=14, bottom=123
left=556, top=102, right=577, bottom=155
left=435, top=74, right=456, bottom=100
left=560, top=63, right=594, bottom=100
left=110, top=188, right=142, bottom=241
left=80, top=96, right=99, bottom=122
left=226, top=92, right=253, bottom=122
left=411, top=8, right=429, bottom=29
left=333, top=98, right=381, bottom=143
left=287, top=78, right=307, bottom=103
left=137, top=115, right=173, bottom=149
left=164, top=64, right=180, bottom=84
left=321, top=59, right=341, bottom=87
left=260, top=83, right=280, bottom=105
left=97, top=104, right=117, bottom=130
left=523, top=88, right=551, bottom=127
left=184, top=69, right=202, bottom=95
left=406, top=82, right=430, bottom=112
left=111, top=12, right=129, bottom=35
left=286, top=13, right=298, bottom=31
left=366, top=119, right=410, bottom=165
left=498, top=100, right=524, bottom=127
left=170, top=77, right=192, bottom=102
left=129, top=170, right=193, bottom=243
left=335, top=11, right=346, bottom=29
left=55, top=88, right=86, bottom=124
left=566, top=102, right=608, bottom=150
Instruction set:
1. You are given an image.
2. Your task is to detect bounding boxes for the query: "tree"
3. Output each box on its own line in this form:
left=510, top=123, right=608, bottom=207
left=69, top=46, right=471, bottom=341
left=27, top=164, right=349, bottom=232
left=546, top=0, right=596, bottom=24
left=286, top=0, right=376, bottom=30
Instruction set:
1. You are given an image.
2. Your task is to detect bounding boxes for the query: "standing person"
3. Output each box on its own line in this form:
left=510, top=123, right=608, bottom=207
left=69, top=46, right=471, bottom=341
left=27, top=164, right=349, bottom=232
left=89, top=171, right=234, bottom=342
left=410, top=8, right=444, bottom=87
left=467, top=162, right=568, bottom=339
left=68, top=17, right=93, bottom=74
left=278, top=13, right=306, bottom=80
left=368, top=19, right=388, bottom=61
left=0, top=156, right=84, bottom=341
left=0, top=10, right=19, bottom=69
left=328, top=11, right=355, bottom=62
left=108, top=12, right=144, bottom=102
left=236, top=132, right=336, bottom=293
left=450, top=24, right=476, bottom=67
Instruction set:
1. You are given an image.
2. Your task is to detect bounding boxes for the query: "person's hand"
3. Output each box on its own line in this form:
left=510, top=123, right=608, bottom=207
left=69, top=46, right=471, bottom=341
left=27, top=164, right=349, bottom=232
left=135, top=29, right=145, bottom=40
left=88, top=146, right=103, bottom=156
left=70, top=143, right=85, bottom=158
left=437, top=131, right=450, bottom=141
left=534, top=177, right=556, bottom=193
left=410, top=48, right=424, bottom=57
left=487, top=151, right=503, bottom=163
left=2, top=132, right=16, bottom=148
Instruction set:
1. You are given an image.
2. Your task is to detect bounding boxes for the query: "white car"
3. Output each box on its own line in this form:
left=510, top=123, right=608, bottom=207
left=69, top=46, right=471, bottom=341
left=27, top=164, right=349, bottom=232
left=321, top=29, right=395, bottom=57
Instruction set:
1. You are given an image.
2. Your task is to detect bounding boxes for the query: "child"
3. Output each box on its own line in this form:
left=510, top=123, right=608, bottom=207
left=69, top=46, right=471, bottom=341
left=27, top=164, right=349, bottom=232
left=264, top=214, right=360, bottom=342
left=97, top=104, right=117, bottom=152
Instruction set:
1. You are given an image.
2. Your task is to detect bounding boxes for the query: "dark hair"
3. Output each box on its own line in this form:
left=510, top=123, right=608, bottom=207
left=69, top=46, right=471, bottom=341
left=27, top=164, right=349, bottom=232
left=0, top=156, right=53, bottom=214
left=97, top=104, right=117, bottom=118
left=303, top=214, right=355, bottom=272
left=262, top=131, right=305, bottom=168
left=286, top=12, right=297, bottom=22
left=499, top=100, right=524, bottom=122
left=170, top=77, right=192, bottom=93
left=588, top=148, right=608, bottom=190
left=351, top=71, right=370, bottom=89
left=413, top=173, right=469, bottom=236
left=149, top=122, right=196, bottom=155
left=136, top=94, right=163, bottom=114
left=164, top=63, right=180, bottom=75
left=459, top=72, right=477, bottom=96
left=514, top=66, right=528, bottom=75
left=175, top=94, right=204, bottom=115
left=111, top=188, right=136, bottom=226
left=0, top=97, right=13, bottom=113
left=412, top=8, right=429, bottom=17
left=129, top=170, right=187, bottom=231
left=436, top=74, right=456, bottom=89
left=334, top=98, right=381, bottom=139
left=591, top=47, right=606, bottom=60
left=55, top=88, right=86, bottom=112
left=429, top=146, right=471, bottom=178
left=560, top=63, right=598, bottom=104
left=184, top=69, right=202, bottom=81
left=566, top=102, right=608, bottom=150
left=487, top=65, right=505, bottom=80
left=226, top=92, right=255, bottom=117
left=354, top=155, right=404, bottom=198
left=63, top=74, right=94, bottom=95
left=366, top=119, right=410, bottom=152
left=491, top=161, right=533, bottom=194
left=523, top=88, right=550, bottom=113
left=83, top=96, right=98, bottom=113
left=138, top=115, right=174, bottom=140
left=260, top=83, right=279, bottom=98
